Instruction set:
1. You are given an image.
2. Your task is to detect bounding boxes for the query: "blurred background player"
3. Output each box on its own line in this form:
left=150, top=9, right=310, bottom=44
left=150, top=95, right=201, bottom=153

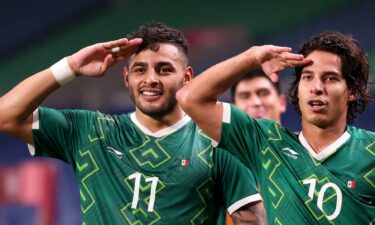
left=231, top=68, right=286, bottom=125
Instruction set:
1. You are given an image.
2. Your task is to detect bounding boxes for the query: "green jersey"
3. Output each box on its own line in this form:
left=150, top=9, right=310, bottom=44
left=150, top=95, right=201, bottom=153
left=218, top=103, right=375, bottom=225
left=29, top=107, right=261, bottom=225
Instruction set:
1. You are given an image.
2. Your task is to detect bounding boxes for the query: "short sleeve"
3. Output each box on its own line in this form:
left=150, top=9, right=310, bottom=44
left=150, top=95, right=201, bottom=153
left=214, top=148, right=262, bottom=215
left=29, top=107, right=98, bottom=164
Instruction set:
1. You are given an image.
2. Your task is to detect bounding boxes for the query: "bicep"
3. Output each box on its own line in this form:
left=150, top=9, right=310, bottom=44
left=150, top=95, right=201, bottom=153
left=231, top=201, right=267, bottom=225
left=192, top=101, right=223, bottom=142
left=5, top=114, right=34, bottom=145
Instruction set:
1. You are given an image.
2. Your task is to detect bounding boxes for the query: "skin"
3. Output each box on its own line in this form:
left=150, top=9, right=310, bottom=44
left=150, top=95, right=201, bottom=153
left=0, top=38, right=143, bottom=144
left=298, top=50, right=355, bottom=153
left=177, top=45, right=309, bottom=142
left=231, top=202, right=267, bottom=225
left=124, top=44, right=192, bottom=132
left=234, top=77, right=286, bottom=124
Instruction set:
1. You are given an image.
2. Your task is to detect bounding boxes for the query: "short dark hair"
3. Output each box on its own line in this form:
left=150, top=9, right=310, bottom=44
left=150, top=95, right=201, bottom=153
left=231, top=68, right=281, bottom=101
left=289, top=31, right=371, bottom=123
left=127, top=23, right=188, bottom=62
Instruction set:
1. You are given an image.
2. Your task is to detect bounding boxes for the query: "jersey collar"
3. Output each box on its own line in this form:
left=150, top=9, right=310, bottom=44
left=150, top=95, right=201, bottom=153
left=130, top=113, right=191, bottom=137
left=299, top=131, right=351, bottom=161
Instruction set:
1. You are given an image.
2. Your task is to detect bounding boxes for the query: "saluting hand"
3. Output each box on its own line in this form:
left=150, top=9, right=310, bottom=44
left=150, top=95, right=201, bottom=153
left=67, top=38, right=143, bottom=77
left=251, top=45, right=311, bottom=82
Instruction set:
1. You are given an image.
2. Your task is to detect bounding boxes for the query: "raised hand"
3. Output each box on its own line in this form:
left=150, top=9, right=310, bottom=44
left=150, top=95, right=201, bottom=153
left=67, top=38, right=143, bottom=77
left=251, top=45, right=311, bottom=81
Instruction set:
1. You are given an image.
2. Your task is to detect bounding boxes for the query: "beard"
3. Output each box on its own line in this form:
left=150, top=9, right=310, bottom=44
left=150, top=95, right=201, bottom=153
left=129, top=86, right=179, bottom=117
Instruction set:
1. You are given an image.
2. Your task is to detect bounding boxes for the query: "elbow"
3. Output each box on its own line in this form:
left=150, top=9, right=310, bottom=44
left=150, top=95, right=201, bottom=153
left=0, top=111, right=10, bottom=133
left=176, top=86, right=192, bottom=111
left=0, top=116, right=10, bottom=133
left=0, top=102, right=6, bottom=132
left=0, top=99, right=16, bottom=133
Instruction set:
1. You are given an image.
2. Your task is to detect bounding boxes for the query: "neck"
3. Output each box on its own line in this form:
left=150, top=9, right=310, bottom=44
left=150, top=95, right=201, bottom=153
left=301, top=120, right=347, bottom=154
left=135, top=106, right=185, bottom=132
left=275, top=116, right=281, bottom=125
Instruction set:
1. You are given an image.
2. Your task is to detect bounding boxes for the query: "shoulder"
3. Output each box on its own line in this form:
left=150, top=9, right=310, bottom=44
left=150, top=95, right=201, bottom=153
left=38, top=107, right=101, bottom=122
left=347, top=126, right=375, bottom=140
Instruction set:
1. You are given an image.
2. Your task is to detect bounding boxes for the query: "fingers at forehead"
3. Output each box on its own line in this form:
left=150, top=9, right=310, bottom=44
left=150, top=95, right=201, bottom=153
left=102, top=38, right=129, bottom=49
left=111, top=38, right=142, bottom=47
left=105, top=38, right=142, bottom=53
left=269, top=73, right=279, bottom=82
left=272, top=46, right=292, bottom=53
left=280, top=52, right=306, bottom=61
left=287, top=58, right=312, bottom=67
left=113, top=44, right=140, bottom=56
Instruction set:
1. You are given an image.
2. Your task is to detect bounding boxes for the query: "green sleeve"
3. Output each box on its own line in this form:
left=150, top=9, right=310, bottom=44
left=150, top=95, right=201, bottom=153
left=217, top=103, right=280, bottom=179
left=217, top=103, right=261, bottom=169
left=31, top=107, right=98, bottom=164
left=214, top=148, right=261, bottom=215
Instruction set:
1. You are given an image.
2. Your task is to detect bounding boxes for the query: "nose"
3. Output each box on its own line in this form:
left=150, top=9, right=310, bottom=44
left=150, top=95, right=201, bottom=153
left=310, top=79, right=324, bottom=95
left=248, top=95, right=262, bottom=107
left=144, top=71, right=159, bottom=86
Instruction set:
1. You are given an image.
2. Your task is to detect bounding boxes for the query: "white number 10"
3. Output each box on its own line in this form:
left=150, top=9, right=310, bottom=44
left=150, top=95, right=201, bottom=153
left=303, top=178, right=342, bottom=220
left=128, top=172, right=159, bottom=212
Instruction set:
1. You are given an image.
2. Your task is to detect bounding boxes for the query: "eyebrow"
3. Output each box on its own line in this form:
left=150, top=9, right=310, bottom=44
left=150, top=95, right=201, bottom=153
left=302, top=69, right=340, bottom=76
left=256, top=87, right=271, bottom=92
left=156, top=61, right=174, bottom=68
left=130, top=62, right=147, bottom=69
left=301, top=69, right=313, bottom=74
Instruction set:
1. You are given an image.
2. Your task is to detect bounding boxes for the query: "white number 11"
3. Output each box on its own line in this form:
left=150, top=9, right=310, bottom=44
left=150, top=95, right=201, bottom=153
left=128, top=172, right=159, bottom=212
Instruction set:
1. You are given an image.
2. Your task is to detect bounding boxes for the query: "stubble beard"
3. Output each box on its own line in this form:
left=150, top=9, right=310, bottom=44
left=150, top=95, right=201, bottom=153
left=129, top=87, right=179, bottom=117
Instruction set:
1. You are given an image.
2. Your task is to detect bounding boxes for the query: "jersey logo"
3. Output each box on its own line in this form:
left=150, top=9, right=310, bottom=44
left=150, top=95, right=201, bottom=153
left=347, top=180, right=356, bottom=189
left=181, top=159, right=189, bottom=167
left=107, top=146, right=124, bottom=159
left=281, top=147, right=299, bottom=159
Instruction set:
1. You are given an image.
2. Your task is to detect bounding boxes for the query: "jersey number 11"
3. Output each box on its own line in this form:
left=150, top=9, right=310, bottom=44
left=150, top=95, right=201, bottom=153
left=128, top=172, right=159, bottom=212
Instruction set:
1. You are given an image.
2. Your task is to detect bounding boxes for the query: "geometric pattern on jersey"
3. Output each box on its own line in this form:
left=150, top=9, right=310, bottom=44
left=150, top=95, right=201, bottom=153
left=365, top=141, right=375, bottom=189
left=128, top=134, right=171, bottom=168
left=76, top=149, right=100, bottom=214
left=218, top=103, right=375, bottom=225
left=30, top=107, right=261, bottom=225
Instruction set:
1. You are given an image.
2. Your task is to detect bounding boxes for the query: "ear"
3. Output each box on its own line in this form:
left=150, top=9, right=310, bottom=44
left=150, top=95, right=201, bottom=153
left=183, top=66, right=194, bottom=84
left=349, top=94, right=356, bottom=101
left=279, top=94, right=287, bottom=114
left=348, top=90, right=357, bottom=102
left=124, top=67, right=129, bottom=88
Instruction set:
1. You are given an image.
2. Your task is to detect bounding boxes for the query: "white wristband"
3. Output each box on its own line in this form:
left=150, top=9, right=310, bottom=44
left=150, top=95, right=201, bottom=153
left=50, top=57, right=76, bottom=86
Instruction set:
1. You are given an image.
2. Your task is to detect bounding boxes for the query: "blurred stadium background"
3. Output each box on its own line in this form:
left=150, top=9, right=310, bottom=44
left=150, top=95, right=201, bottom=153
left=0, top=0, right=374, bottom=224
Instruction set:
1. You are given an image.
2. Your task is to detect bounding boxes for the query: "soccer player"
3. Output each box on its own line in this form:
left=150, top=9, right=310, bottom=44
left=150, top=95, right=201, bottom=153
left=0, top=24, right=265, bottom=224
left=231, top=69, right=286, bottom=125
left=224, top=69, right=287, bottom=225
left=224, top=69, right=286, bottom=225
left=177, top=31, right=375, bottom=224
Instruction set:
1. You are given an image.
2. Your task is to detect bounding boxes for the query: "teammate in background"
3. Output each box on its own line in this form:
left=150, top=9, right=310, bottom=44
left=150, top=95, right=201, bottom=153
left=0, top=23, right=265, bottom=224
left=177, top=32, right=375, bottom=224
left=224, top=69, right=285, bottom=225
left=231, top=69, right=286, bottom=125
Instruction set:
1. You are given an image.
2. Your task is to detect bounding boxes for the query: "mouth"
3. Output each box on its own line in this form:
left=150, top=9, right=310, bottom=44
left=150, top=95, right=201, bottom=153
left=141, top=91, right=162, bottom=96
left=139, top=89, right=163, bottom=101
left=246, top=109, right=266, bottom=119
left=308, top=99, right=327, bottom=111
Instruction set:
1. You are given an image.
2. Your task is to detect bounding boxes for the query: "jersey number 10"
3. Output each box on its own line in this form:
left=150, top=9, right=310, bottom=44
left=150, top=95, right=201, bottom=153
left=303, top=178, right=343, bottom=220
